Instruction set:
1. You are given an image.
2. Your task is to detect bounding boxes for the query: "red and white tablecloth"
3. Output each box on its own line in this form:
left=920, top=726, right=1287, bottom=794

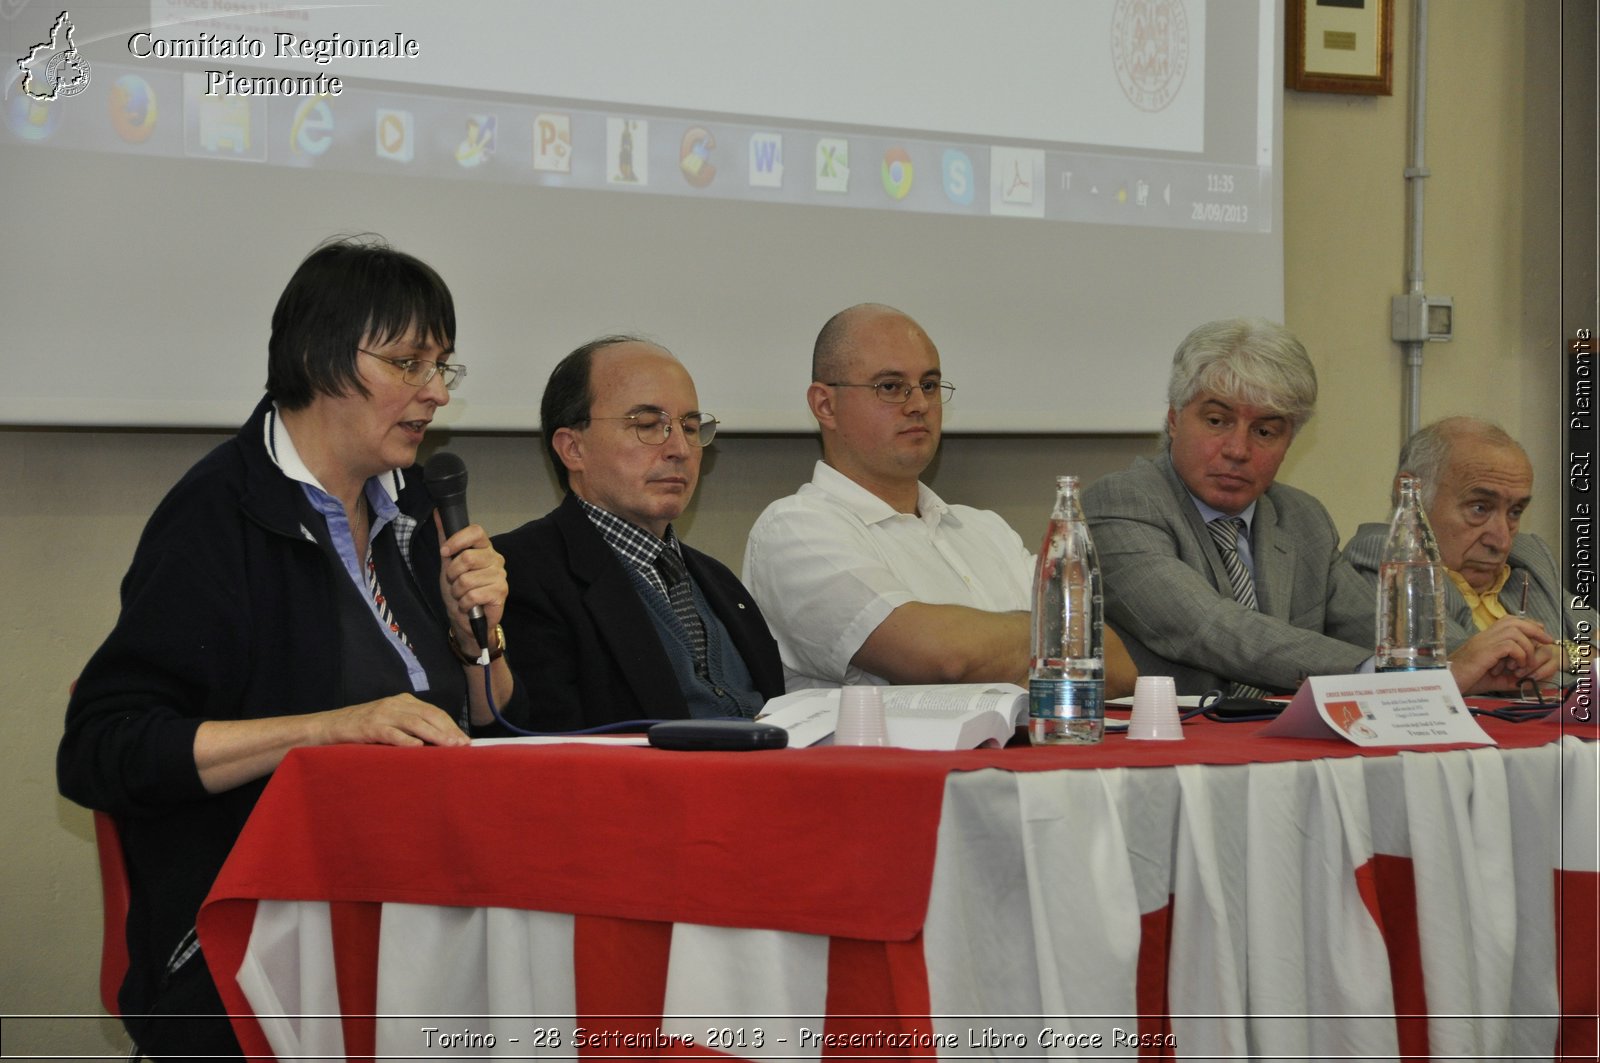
left=197, top=714, right=1599, bottom=1061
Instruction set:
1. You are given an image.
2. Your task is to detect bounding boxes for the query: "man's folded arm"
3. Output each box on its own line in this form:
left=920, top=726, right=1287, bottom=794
left=852, top=601, right=1139, bottom=697
left=852, top=602, right=1029, bottom=686
left=748, top=502, right=1138, bottom=694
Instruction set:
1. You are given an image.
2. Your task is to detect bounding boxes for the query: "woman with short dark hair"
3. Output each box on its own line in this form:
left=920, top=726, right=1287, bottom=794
left=58, top=235, right=523, bottom=1060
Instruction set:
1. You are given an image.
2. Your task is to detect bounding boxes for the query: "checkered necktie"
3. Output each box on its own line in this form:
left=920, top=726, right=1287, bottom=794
left=1207, top=516, right=1267, bottom=698
left=654, top=547, right=709, bottom=678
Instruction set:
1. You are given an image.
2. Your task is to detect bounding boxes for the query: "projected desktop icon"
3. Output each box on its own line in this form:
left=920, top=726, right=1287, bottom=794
left=679, top=126, right=717, bottom=188
left=881, top=147, right=913, bottom=200
left=182, top=73, right=264, bottom=160
left=533, top=113, right=571, bottom=173
left=375, top=109, right=413, bottom=162
left=456, top=114, right=496, bottom=168
left=989, top=147, right=1044, bottom=217
left=941, top=149, right=975, bottom=206
left=108, top=74, right=157, bottom=144
left=5, top=72, right=59, bottom=141
left=200, top=99, right=250, bottom=154
left=289, top=96, right=334, bottom=159
left=607, top=118, right=648, bottom=185
left=748, top=132, right=783, bottom=188
left=815, top=137, right=849, bottom=193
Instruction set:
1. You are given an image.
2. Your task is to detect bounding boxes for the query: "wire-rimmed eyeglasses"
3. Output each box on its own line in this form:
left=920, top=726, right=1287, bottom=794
left=358, top=349, right=467, bottom=391
left=583, top=411, right=719, bottom=447
left=825, top=379, right=956, bottom=405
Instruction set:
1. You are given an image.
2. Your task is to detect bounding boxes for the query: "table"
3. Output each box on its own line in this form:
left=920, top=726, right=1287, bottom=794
left=198, top=712, right=1599, bottom=1061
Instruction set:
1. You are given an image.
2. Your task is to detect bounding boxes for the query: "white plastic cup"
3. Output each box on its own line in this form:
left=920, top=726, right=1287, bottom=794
left=835, top=685, right=889, bottom=747
left=1127, top=675, right=1184, bottom=741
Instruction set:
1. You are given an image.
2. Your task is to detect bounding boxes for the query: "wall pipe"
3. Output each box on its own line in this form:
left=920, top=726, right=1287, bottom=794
left=1401, top=0, right=1430, bottom=440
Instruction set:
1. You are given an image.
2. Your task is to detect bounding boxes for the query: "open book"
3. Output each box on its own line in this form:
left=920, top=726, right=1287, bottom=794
left=758, top=684, right=1027, bottom=750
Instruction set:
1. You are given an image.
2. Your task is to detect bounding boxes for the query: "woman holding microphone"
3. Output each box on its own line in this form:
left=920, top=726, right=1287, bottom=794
left=58, top=236, right=522, bottom=1060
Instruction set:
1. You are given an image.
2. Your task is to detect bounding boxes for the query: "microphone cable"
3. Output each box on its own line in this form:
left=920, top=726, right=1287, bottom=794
left=475, top=659, right=666, bottom=736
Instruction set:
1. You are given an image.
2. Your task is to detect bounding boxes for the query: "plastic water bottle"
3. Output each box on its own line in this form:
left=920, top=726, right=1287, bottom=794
left=1029, top=475, right=1105, bottom=744
left=1375, top=473, right=1448, bottom=671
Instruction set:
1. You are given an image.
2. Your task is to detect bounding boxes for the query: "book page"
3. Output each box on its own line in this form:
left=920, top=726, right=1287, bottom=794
left=882, top=684, right=1027, bottom=724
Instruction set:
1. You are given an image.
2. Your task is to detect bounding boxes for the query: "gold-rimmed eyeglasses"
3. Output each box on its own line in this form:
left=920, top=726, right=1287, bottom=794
left=826, top=379, right=955, bottom=405
left=583, top=410, right=719, bottom=447
left=358, top=349, right=467, bottom=391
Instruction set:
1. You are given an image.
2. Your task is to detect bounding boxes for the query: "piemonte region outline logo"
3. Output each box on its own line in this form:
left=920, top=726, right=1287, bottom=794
left=1110, top=0, right=1187, bottom=114
left=15, top=10, right=91, bottom=101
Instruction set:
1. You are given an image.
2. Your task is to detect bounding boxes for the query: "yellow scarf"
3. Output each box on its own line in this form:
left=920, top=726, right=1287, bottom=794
left=1446, top=564, right=1512, bottom=631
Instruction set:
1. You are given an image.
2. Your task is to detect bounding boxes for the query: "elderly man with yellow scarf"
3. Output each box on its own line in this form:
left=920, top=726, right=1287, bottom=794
left=1344, top=417, right=1593, bottom=683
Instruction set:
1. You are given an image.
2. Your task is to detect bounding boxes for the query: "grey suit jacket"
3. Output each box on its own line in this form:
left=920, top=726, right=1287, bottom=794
left=1082, top=453, right=1375, bottom=695
left=1342, top=523, right=1594, bottom=651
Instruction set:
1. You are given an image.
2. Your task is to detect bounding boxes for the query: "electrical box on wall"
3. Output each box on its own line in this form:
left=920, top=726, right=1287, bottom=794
left=1391, top=293, right=1454, bottom=342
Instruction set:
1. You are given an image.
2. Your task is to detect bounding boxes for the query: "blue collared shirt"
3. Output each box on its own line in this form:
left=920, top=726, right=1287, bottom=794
left=264, top=405, right=429, bottom=692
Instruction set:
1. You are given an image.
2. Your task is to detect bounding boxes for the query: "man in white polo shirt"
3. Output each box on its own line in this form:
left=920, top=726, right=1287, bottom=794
left=743, top=303, right=1137, bottom=694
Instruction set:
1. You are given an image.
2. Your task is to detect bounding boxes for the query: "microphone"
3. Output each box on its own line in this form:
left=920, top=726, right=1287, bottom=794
left=423, top=451, right=491, bottom=659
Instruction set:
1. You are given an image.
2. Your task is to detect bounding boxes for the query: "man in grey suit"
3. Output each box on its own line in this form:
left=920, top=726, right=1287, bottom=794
left=1082, top=319, right=1553, bottom=696
left=1343, top=416, right=1592, bottom=679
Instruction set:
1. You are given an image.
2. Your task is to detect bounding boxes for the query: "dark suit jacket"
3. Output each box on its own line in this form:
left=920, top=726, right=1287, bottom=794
left=495, top=493, right=785, bottom=730
left=1083, top=453, right=1375, bottom=695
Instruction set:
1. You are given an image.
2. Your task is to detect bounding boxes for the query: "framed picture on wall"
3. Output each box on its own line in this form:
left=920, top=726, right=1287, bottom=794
left=1287, top=0, right=1394, bottom=95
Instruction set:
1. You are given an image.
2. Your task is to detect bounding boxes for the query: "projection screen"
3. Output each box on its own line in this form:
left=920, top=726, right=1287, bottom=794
left=1, top=0, right=1282, bottom=432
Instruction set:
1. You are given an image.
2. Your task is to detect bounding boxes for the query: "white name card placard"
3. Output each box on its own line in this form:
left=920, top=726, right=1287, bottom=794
left=1259, top=671, right=1494, bottom=747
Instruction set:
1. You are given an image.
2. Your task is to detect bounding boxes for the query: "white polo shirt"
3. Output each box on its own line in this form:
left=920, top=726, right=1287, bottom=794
left=743, top=460, right=1035, bottom=689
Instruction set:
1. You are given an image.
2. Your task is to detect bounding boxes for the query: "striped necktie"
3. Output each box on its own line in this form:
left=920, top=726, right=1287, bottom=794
left=1207, top=516, right=1267, bottom=698
left=366, top=549, right=412, bottom=650
left=654, top=547, right=710, bottom=679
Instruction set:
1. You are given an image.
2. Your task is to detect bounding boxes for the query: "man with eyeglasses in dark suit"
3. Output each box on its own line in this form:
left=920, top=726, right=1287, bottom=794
left=743, top=303, right=1137, bottom=694
left=495, top=336, right=784, bottom=731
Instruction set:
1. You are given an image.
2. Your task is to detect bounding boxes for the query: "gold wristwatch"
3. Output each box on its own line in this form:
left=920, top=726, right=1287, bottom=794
left=449, top=624, right=506, bottom=664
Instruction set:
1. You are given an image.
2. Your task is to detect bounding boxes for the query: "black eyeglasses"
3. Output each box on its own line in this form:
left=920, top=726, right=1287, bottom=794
left=583, top=411, right=719, bottom=447
left=358, top=349, right=466, bottom=391
left=825, top=380, right=956, bottom=405
left=1467, top=679, right=1561, bottom=722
